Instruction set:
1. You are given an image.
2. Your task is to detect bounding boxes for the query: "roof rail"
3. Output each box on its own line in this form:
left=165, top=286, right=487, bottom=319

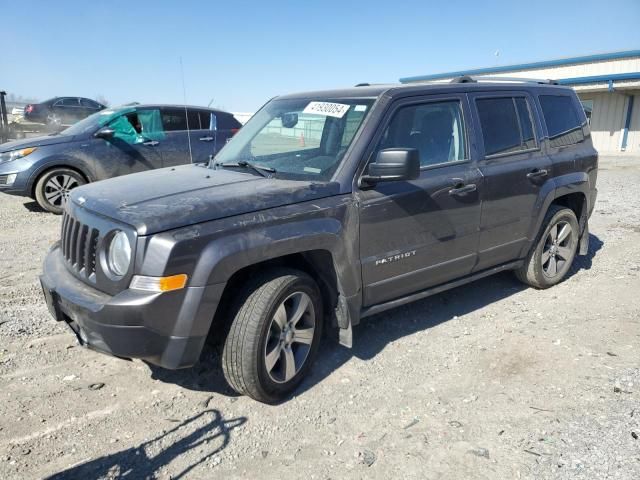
left=449, top=75, right=559, bottom=85
left=354, top=83, right=370, bottom=87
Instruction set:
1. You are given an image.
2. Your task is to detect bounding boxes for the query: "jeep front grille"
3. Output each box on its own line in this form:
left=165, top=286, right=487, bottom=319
left=0, top=175, right=8, bottom=185
left=61, top=212, right=99, bottom=280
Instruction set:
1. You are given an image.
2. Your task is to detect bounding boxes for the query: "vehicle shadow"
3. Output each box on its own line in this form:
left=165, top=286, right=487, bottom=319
left=152, top=233, right=603, bottom=401
left=22, top=200, right=47, bottom=213
left=567, top=232, right=604, bottom=278
left=44, top=409, right=246, bottom=480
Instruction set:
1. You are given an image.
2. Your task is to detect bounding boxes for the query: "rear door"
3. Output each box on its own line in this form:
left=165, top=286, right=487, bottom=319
left=469, top=91, right=552, bottom=271
left=358, top=94, right=483, bottom=306
left=159, top=107, right=206, bottom=166
left=55, top=97, right=82, bottom=125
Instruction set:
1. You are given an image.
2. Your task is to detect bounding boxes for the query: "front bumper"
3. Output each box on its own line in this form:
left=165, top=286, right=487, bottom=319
left=40, top=244, right=224, bottom=369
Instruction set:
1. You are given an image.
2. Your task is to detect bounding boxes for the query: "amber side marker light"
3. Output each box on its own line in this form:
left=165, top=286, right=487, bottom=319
left=130, top=274, right=188, bottom=292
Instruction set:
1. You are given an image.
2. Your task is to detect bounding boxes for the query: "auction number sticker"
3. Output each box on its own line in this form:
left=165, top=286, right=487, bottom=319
left=303, top=101, right=350, bottom=118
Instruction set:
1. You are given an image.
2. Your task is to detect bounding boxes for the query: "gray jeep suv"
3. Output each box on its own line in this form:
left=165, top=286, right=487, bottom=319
left=40, top=79, right=598, bottom=403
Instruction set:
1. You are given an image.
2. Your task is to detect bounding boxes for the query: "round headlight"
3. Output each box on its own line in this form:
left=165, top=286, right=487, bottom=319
left=107, top=231, right=131, bottom=276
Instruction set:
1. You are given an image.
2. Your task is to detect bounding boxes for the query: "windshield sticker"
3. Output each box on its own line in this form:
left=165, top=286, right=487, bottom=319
left=303, top=167, right=322, bottom=174
left=303, top=101, right=350, bottom=118
left=354, top=105, right=367, bottom=112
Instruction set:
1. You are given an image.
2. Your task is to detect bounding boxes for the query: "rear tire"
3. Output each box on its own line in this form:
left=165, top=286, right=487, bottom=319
left=515, top=206, right=579, bottom=289
left=222, top=268, right=323, bottom=403
left=34, top=168, right=86, bottom=214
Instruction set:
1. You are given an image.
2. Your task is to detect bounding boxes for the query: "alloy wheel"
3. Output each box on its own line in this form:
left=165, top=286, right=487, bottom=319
left=541, top=220, right=574, bottom=277
left=263, top=291, right=316, bottom=383
left=44, top=174, right=79, bottom=207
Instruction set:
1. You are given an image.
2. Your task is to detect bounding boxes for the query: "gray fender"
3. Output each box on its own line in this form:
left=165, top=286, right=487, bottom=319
left=524, top=172, right=590, bottom=254
left=27, top=155, right=95, bottom=195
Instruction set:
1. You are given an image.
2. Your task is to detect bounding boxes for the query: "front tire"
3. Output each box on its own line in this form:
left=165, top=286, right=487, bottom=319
left=34, top=168, right=86, bottom=214
left=515, top=206, right=579, bottom=289
left=222, top=268, right=323, bottom=403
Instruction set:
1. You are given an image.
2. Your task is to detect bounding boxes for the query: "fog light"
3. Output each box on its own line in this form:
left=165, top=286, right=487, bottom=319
left=130, top=274, right=188, bottom=292
left=5, top=173, right=17, bottom=185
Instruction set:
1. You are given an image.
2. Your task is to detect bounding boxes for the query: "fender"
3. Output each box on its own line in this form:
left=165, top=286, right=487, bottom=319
left=27, top=155, right=95, bottom=195
left=525, top=171, right=590, bottom=252
left=194, top=218, right=343, bottom=286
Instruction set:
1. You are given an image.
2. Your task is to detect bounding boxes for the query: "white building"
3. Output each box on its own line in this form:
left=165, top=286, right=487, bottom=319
left=400, top=50, right=640, bottom=154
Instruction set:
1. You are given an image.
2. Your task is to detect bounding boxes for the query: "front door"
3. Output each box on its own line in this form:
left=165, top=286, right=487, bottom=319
left=358, top=95, right=483, bottom=306
left=88, top=108, right=164, bottom=180
left=469, top=92, right=553, bottom=271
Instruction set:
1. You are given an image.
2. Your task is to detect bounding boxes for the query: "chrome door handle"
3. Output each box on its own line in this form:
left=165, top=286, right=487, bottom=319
left=199, top=136, right=214, bottom=142
left=526, top=168, right=548, bottom=179
left=143, top=140, right=159, bottom=147
left=449, top=183, right=477, bottom=196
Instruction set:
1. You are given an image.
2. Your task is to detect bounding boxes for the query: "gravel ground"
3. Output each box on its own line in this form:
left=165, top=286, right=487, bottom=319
left=0, top=156, right=639, bottom=479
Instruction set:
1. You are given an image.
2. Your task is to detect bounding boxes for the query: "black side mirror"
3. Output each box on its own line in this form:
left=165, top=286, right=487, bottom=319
left=94, top=127, right=115, bottom=139
left=359, top=148, right=420, bottom=187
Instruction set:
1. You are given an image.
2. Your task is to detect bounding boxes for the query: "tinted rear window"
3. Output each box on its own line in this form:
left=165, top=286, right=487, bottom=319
left=216, top=112, right=242, bottom=130
left=161, top=108, right=188, bottom=131
left=539, top=95, right=585, bottom=147
left=476, top=97, right=536, bottom=156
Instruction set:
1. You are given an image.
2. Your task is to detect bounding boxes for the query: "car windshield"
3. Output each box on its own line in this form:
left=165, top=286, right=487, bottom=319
left=59, top=107, right=134, bottom=136
left=213, top=97, right=375, bottom=180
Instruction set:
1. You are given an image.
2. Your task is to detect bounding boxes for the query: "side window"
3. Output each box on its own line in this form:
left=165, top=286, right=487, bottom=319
left=161, top=108, right=188, bottom=131
left=80, top=98, right=100, bottom=109
left=375, top=100, right=466, bottom=167
left=476, top=97, right=537, bottom=156
left=200, top=111, right=213, bottom=130
left=539, top=95, right=585, bottom=147
left=61, top=98, right=80, bottom=107
left=187, top=109, right=201, bottom=130
left=110, top=109, right=164, bottom=144
left=137, top=108, right=165, bottom=140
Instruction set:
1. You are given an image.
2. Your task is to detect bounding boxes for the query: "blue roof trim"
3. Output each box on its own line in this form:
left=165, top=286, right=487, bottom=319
left=558, top=72, right=640, bottom=85
left=400, top=50, right=640, bottom=83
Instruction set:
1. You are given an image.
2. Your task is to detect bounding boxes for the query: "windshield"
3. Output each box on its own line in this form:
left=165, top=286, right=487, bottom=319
left=214, top=97, right=375, bottom=180
left=60, top=107, right=134, bottom=136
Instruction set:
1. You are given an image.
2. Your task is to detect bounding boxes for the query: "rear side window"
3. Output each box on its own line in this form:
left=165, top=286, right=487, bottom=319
left=187, top=109, right=201, bottom=130
left=216, top=112, right=242, bottom=130
left=161, top=108, right=188, bottom=131
left=199, top=111, right=213, bottom=130
left=80, top=98, right=101, bottom=109
left=539, top=95, right=585, bottom=147
left=476, top=97, right=537, bottom=156
left=57, top=98, right=79, bottom=107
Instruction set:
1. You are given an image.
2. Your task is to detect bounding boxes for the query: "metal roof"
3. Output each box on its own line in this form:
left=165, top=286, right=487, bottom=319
left=400, top=50, right=640, bottom=83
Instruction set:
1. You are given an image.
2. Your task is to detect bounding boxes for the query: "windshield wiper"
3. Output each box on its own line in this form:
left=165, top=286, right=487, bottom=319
left=215, top=160, right=276, bottom=178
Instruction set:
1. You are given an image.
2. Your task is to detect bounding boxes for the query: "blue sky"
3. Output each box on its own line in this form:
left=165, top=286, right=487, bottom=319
left=3, top=0, right=639, bottom=112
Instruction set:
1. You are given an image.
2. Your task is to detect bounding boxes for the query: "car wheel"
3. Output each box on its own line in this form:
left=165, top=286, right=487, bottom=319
left=34, top=168, right=86, bottom=214
left=515, top=206, right=579, bottom=289
left=222, top=268, right=323, bottom=403
left=46, top=112, right=61, bottom=127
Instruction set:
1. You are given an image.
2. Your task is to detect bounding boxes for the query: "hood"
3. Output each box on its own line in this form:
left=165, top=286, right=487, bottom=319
left=0, top=134, right=73, bottom=152
left=70, top=164, right=340, bottom=235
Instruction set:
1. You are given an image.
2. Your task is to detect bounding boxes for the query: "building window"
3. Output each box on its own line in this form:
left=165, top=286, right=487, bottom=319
left=580, top=100, right=593, bottom=125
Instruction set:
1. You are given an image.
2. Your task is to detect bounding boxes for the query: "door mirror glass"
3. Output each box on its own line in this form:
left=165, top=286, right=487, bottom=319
left=361, top=148, right=420, bottom=186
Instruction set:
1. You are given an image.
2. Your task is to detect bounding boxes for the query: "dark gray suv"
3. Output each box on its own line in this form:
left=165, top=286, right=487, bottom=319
left=0, top=104, right=241, bottom=213
left=40, top=79, right=598, bottom=403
